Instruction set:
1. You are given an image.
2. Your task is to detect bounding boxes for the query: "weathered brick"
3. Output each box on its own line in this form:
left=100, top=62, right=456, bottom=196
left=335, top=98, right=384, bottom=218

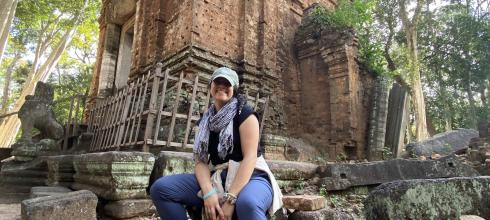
left=282, top=195, right=326, bottom=211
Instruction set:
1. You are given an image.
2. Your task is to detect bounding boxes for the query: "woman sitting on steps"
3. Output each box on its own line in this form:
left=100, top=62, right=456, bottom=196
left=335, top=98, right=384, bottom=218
left=150, top=67, right=283, bottom=220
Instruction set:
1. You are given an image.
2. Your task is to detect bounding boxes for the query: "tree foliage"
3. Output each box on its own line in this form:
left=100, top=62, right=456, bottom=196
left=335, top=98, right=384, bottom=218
left=0, top=0, right=99, bottom=144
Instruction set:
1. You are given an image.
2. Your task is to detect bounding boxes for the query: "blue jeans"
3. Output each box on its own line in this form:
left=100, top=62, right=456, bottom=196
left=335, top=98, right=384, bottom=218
left=150, top=170, right=273, bottom=220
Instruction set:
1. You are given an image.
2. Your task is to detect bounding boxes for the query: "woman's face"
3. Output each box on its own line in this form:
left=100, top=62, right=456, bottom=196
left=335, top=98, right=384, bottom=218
left=210, top=77, right=234, bottom=103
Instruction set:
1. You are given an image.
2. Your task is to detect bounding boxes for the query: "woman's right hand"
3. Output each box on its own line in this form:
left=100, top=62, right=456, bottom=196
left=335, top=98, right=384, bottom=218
left=204, top=194, right=224, bottom=220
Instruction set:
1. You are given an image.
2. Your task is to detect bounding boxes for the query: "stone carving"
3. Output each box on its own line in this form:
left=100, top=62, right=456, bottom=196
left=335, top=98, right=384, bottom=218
left=364, top=177, right=490, bottom=220
left=10, top=82, right=63, bottom=162
left=18, top=82, right=63, bottom=141
left=72, top=151, right=155, bottom=200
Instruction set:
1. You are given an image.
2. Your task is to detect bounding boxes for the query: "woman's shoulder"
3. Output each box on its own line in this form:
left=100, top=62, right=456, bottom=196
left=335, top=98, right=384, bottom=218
left=237, top=104, right=258, bottom=125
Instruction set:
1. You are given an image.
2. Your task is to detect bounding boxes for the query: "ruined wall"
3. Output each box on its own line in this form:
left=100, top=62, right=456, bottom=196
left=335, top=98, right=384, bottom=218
left=293, top=11, right=376, bottom=160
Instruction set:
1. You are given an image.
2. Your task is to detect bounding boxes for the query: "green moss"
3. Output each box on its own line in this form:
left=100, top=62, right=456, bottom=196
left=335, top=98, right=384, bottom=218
left=365, top=179, right=490, bottom=220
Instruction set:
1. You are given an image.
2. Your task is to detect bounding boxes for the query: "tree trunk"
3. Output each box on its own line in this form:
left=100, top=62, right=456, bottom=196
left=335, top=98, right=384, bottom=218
left=399, top=0, right=429, bottom=141
left=1, top=54, right=20, bottom=114
left=464, top=78, right=477, bottom=128
left=0, top=0, right=87, bottom=147
left=0, top=0, right=18, bottom=63
left=406, top=27, right=429, bottom=140
left=480, top=80, right=488, bottom=107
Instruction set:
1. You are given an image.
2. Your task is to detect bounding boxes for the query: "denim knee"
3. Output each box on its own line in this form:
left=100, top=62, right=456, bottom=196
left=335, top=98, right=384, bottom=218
left=150, top=177, right=169, bottom=202
left=235, top=193, right=260, bottom=213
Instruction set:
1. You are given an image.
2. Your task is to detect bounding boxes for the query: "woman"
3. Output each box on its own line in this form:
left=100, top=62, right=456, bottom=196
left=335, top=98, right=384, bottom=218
left=150, top=67, right=283, bottom=220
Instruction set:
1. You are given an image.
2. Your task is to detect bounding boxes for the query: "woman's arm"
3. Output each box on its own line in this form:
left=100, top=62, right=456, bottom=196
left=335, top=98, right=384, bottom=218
left=195, top=161, right=213, bottom=194
left=227, top=114, right=260, bottom=196
left=195, top=161, right=224, bottom=220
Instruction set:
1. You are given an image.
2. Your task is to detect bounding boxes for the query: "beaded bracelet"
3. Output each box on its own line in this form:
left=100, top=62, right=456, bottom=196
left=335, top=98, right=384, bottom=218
left=203, top=188, right=217, bottom=200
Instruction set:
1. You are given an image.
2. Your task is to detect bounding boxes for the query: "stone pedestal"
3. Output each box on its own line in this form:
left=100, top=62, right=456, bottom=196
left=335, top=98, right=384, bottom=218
left=11, top=139, right=59, bottom=162
left=72, top=151, right=155, bottom=200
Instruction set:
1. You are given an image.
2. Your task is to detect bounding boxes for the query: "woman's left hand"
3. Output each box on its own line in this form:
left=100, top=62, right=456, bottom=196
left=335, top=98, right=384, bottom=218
left=221, top=202, right=234, bottom=220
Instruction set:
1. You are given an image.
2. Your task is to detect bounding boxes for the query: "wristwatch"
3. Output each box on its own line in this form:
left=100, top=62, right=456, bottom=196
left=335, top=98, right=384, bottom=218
left=223, top=192, right=237, bottom=205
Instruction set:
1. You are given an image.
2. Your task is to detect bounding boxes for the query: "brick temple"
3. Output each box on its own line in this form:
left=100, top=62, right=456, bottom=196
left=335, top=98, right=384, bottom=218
left=87, top=0, right=390, bottom=160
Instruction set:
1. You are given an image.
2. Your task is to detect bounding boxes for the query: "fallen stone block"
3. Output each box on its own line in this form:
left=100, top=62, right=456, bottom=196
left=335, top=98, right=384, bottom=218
left=364, top=176, right=490, bottom=220
left=45, top=155, right=75, bottom=187
left=104, top=199, right=156, bottom=219
left=288, top=208, right=353, bottom=220
left=21, top=190, right=97, bottom=220
left=267, top=160, right=318, bottom=180
left=72, top=151, right=155, bottom=200
left=282, top=195, right=325, bottom=211
left=30, top=186, right=72, bottom=198
left=318, top=154, right=479, bottom=191
left=406, top=129, right=478, bottom=157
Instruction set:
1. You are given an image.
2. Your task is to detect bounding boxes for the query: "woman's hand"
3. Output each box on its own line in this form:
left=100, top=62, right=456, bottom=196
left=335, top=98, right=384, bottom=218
left=204, top=194, right=224, bottom=220
left=221, top=202, right=234, bottom=220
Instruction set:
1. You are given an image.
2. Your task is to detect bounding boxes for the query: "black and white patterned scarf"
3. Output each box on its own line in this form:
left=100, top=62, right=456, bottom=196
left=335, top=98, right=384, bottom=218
left=193, top=97, right=238, bottom=162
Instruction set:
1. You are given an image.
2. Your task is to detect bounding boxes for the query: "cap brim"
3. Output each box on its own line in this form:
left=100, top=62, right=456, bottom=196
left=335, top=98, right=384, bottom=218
left=211, top=75, right=235, bottom=87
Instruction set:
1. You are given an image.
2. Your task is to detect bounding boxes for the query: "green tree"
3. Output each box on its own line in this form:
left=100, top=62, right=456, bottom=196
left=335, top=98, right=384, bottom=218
left=0, top=0, right=98, bottom=147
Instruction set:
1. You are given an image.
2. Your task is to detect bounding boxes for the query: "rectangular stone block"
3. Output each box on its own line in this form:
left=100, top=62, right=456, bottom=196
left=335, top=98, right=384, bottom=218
left=282, top=195, right=326, bottom=211
left=267, top=160, right=318, bottom=181
left=104, top=199, right=156, bottom=219
left=72, top=151, right=155, bottom=200
left=73, top=152, right=154, bottom=176
left=21, top=190, right=98, bottom=220
left=156, top=151, right=195, bottom=176
left=318, top=155, right=479, bottom=191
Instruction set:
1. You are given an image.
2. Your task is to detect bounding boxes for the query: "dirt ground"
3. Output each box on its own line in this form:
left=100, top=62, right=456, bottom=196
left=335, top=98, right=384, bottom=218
left=0, top=193, right=25, bottom=220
